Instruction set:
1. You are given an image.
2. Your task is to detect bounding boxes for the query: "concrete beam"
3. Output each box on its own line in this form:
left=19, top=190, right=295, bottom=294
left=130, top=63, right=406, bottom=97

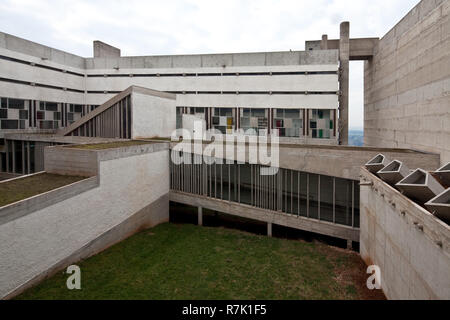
left=170, top=190, right=360, bottom=242
left=198, top=206, right=203, bottom=226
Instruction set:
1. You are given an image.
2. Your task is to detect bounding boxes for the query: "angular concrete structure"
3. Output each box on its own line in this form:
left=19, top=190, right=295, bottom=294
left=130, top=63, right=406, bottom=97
left=426, top=188, right=450, bottom=222
left=377, top=159, right=410, bottom=185
left=396, top=168, right=445, bottom=204
left=433, top=162, right=450, bottom=188
left=364, top=153, right=390, bottom=174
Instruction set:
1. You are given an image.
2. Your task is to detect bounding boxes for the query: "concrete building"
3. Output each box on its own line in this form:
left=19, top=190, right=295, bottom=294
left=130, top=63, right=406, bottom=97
left=0, top=0, right=449, bottom=300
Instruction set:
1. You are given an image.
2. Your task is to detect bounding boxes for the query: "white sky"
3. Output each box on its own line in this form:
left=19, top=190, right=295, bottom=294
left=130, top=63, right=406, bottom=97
left=0, top=0, right=420, bottom=130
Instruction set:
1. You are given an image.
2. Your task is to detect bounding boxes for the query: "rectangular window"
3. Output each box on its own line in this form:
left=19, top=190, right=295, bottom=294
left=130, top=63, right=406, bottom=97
left=39, top=120, right=54, bottom=129
left=0, top=109, right=7, bottom=119
left=1, top=98, right=7, bottom=108
left=53, top=111, right=61, bottom=120
left=39, top=101, right=46, bottom=110
left=37, top=111, right=45, bottom=120
left=19, top=110, right=28, bottom=120
left=74, top=105, right=83, bottom=113
left=1, top=120, right=19, bottom=129
left=8, top=99, right=24, bottom=109
left=45, top=102, right=58, bottom=111
left=273, top=109, right=303, bottom=137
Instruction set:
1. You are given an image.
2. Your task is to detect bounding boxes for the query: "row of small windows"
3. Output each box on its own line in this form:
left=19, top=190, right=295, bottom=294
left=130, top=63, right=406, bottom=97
left=177, top=107, right=336, bottom=139
left=0, top=97, right=99, bottom=130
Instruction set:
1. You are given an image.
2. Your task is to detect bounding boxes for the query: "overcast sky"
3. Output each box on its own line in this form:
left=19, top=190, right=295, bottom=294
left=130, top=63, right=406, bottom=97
left=0, top=0, right=420, bottom=130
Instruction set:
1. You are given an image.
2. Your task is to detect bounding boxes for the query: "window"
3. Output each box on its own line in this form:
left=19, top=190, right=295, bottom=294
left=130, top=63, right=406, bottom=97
left=39, top=120, right=54, bottom=129
left=309, top=109, right=334, bottom=139
left=273, top=109, right=303, bottom=137
left=1, top=98, right=7, bottom=108
left=53, top=111, right=61, bottom=120
left=240, top=108, right=268, bottom=135
left=19, top=110, right=28, bottom=120
left=0, top=109, right=7, bottom=119
left=74, top=105, right=83, bottom=113
left=8, top=99, right=24, bottom=109
left=37, top=111, right=45, bottom=120
left=45, top=102, right=58, bottom=111
left=1, top=120, right=19, bottom=129
left=212, top=108, right=234, bottom=134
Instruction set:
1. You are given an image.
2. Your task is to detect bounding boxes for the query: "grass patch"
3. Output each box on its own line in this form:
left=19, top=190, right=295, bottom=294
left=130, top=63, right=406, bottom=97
left=0, top=173, right=86, bottom=207
left=16, top=223, right=380, bottom=300
left=66, top=140, right=155, bottom=150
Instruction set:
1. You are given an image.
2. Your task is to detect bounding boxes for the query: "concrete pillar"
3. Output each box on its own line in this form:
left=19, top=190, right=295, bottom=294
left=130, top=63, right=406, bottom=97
left=12, top=140, right=16, bottom=173
left=339, top=21, right=350, bottom=146
left=347, top=239, right=353, bottom=250
left=267, top=222, right=272, bottom=237
left=321, top=34, right=328, bottom=50
left=198, top=206, right=203, bottom=226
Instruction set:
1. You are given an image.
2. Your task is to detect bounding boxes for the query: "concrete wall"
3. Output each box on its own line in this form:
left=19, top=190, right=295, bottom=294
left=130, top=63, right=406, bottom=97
left=131, top=91, right=176, bottom=138
left=0, top=142, right=170, bottom=299
left=360, top=167, right=450, bottom=299
left=0, top=29, right=339, bottom=111
left=364, top=0, right=450, bottom=165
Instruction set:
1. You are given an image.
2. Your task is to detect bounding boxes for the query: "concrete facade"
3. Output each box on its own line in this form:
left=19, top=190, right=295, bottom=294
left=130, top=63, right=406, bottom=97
left=360, top=167, right=450, bottom=299
left=0, top=142, right=170, bottom=299
left=364, top=0, right=450, bottom=165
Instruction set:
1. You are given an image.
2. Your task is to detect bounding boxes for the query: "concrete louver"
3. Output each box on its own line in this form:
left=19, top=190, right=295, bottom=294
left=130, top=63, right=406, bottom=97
left=364, top=153, right=390, bottom=174
left=377, top=159, right=410, bottom=185
left=396, top=168, right=445, bottom=204
left=432, top=162, right=450, bottom=188
left=425, top=188, right=450, bottom=223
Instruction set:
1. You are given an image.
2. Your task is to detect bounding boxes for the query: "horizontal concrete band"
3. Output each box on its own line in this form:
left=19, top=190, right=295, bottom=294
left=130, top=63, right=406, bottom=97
left=2, top=193, right=169, bottom=300
left=0, top=176, right=99, bottom=226
left=169, top=190, right=360, bottom=242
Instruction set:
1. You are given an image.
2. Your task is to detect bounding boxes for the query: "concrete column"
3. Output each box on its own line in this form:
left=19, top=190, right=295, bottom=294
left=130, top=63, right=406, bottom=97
left=267, top=222, right=272, bottom=237
left=12, top=140, right=16, bottom=174
left=347, top=239, right=353, bottom=250
left=198, top=206, right=203, bottom=226
left=339, top=22, right=350, bottom=146
left=321, top=34, right=328, bottom=49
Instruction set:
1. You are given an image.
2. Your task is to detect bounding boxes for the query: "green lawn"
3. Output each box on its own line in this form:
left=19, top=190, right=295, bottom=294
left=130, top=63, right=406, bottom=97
left=17, top=223, right=380, bottom=300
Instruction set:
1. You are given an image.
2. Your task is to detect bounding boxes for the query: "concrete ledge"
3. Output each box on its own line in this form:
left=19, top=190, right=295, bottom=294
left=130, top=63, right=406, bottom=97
left=169, top=190, right=359, bottom=241
left=45, top=142, right=169, bottom=176
left=0, top=175, right=99, bottom=226
left=3, top=193, right=169, bottom=300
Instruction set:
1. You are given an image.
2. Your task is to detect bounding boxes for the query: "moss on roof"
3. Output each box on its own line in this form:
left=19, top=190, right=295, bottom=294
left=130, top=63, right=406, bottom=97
left=0, top=173, right=86, bottom=207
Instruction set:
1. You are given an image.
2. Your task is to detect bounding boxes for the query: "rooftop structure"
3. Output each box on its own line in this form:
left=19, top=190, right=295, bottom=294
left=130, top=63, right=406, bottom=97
left=0, top=0, right=448, bottom=301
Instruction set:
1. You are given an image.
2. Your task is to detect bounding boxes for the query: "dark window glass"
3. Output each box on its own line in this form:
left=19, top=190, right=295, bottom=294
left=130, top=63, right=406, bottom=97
left=74, top=105, right=83, bottom=113
left=54, top=121, right=59, bottom=129
left=19, top=120, right=25, bottom=129
left=19, top=110, right=28, bottom=120
left=1, top=98, right=7, bottom=108
left=45, top=102, right=58, bottom=111
left=8, top=99, right=24, bottom=109
left=53, top=111, right=61, bottom=120
left=37, top=111, right=45, bottom=120
left=39, top=120, right=54, bottom=129
left=69, top=104, right=74, bottom=112
left=39, top=101, right=45, bottom=110
left=68, top=113, right=74, bottom=121
left=0, top=109, right=7, bottom=119
left=1, top=120, right=19, bottom=129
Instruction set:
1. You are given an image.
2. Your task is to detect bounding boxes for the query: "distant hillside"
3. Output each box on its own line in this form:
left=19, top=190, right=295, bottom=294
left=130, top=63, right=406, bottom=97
left=348, top=130, right=364, bottom=147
